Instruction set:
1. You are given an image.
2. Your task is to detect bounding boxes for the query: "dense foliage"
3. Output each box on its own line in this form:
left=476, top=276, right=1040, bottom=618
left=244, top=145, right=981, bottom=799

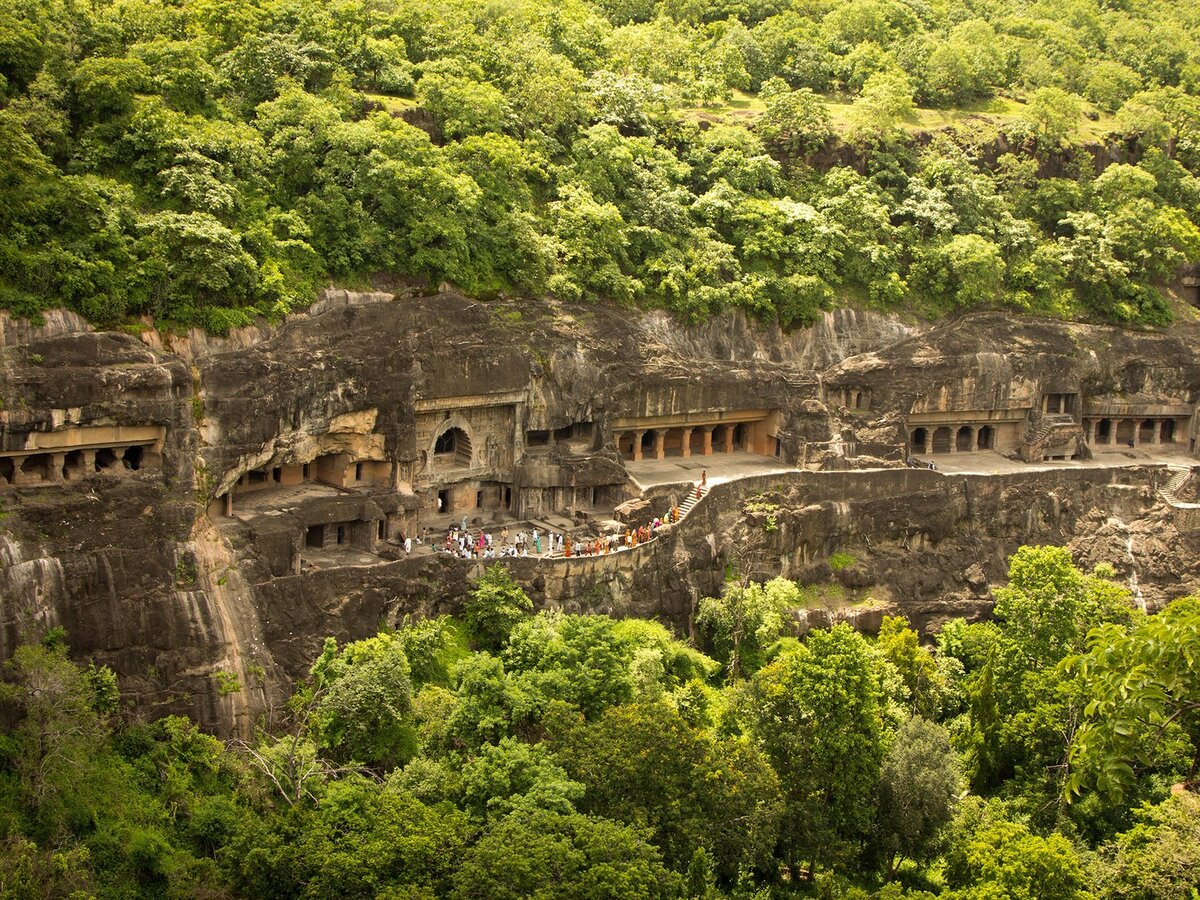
left=4, top=0, right=1200, bottom=330
left=2, top=546, right=1199, bottom=897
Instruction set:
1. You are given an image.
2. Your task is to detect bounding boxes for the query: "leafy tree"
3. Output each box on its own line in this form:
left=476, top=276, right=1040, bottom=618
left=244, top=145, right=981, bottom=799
left=847, top=69, right=915, bottom=144
left=745, top=624, right=887, bottom=874
left=451, top=808, right=681, bottom=900
left=0, top=13, right=44, bottom=94
left=236, top=776, right=471, bottom=898
left=1068, top=596, right=1200, bottom=801
left=875, top=717, right=962, bottom=877
left=417, top=71, right=511, bottom=140
left=70, top=57, right=151, bottom=124
left=0, top=637, right=117, bottom=819
left=556, top=701, right=783, bottom=881
left=911, top=234, right=1005, bottom=310
left=944, top=805, right=1089, bottom=900
left=994, top=546, right=1134, bottom=670
left=457, top=737, right=583, bottom=821
left=1020, top=87, right=1084, bottom=151
left=755, top=81, right=831, bottom=157
left=874, top=616, right=945, bottom=719
left=464, top=563, right=533, bottom=650
left=1094, top=791, right=1200, bottom=900
left=504, top=613, right=634, bottom=719
left=695, top=576, right=795, bottom=679
left=308, top=633, right=417, bottom=769
left=443, top=652, right=542, bottom=750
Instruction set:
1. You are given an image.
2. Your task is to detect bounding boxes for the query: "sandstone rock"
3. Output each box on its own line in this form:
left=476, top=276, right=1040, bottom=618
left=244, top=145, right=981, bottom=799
left=2, top=297, right=1199, bottom=736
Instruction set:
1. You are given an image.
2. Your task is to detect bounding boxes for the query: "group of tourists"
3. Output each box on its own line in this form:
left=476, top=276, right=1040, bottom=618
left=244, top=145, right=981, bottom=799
left=418, top=524, right=568, bottom=560
left=399, top=471, right=709, bottom=562
left=554, top=505, right=683, bottom=558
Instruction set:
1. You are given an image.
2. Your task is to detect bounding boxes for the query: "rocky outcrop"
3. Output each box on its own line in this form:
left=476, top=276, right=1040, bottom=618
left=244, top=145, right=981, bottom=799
left=1, top=294, right=1199, bottom=735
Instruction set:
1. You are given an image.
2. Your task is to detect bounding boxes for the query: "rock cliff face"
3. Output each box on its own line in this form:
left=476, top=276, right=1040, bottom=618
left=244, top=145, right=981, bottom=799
left=2, top=292, right=1198, bottom=735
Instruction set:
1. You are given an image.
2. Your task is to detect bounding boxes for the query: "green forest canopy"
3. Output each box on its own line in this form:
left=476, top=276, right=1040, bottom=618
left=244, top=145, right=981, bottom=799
left=2, top=548, right=1199, bottom=898
left=4, top=0, right=1200, bottom=331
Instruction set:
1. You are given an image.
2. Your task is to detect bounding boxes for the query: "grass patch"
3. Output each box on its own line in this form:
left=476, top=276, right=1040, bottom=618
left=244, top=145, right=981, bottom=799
left=828, top=551, right=857, bottom=572
left=677, top=88, right=766, bottom=127
left=678, top=89, right=1118, bottom=143
left=362, top=92, right=419, bottom=115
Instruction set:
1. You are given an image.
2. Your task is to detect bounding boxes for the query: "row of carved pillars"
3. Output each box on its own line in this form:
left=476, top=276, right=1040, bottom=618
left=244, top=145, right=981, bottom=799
left=612, top=424, right=736, bottom=462
left=0, top=446, right=144, bottom=486
left=910, top=424, right=995, bottom=455
left=1083, top=417, right=1176, bottom=446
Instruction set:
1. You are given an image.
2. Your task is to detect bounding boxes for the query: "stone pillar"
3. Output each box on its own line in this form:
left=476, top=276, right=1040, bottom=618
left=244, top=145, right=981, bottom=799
left=632, top=430, right=645, bottom=462
left=50, top=453, right=66, bottom=482
left=701, top=427, right=714, bottom=456
left=1151, top=419, right=1161, bottom=445
left=613, top=431, right=624, bottom=457
left=722, top=426, right=734, bottom=453
left=923, top=433, right=933, bottom=454
left=82, top=450, right=96, bottom=473
left=1085, top=419, right=1095, bottom=444
left=224, top=492, right=234, bottom=517
left=1128, top=420, right=1138, bottom=446
left=970, top=427, right=980, bottom=451
left=10, top=457, right=29, bottom=485
left=681, top=427, right=693, bottom=458
left=653, top=429, right=666, bottom=460
left=947, top=430, right=956, bottom=454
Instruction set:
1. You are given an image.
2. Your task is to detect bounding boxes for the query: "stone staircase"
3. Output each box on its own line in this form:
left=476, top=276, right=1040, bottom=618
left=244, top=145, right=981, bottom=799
left=1159, top=468, right=1193, bottom=505
left=677, top=485, right=707, bottom=518
left=1022, top=414, right=1085, bottom=462
left=544, top=485, right=709, bottom=558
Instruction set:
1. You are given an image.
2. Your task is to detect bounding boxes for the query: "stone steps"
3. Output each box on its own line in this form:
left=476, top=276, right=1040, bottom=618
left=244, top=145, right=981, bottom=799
left=542, top=486, right=709, bottom=559
left=1159, top=468, right=1192, bottom=505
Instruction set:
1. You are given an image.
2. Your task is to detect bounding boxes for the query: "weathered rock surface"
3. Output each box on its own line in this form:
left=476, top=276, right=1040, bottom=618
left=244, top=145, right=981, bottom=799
left=1, top=292, right=1198, bottom=735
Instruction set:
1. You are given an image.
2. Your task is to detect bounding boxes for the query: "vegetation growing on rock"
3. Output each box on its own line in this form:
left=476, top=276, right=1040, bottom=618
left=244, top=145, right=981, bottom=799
left=3, top=0, right=1200, bottom=330
left=2, top=547, right=1199, bottom=897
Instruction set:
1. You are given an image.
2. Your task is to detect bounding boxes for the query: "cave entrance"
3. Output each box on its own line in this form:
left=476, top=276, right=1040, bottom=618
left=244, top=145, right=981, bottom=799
left=21, top=454, right=52, bottom=482
left=977, top=425, right=994, bottom=450
left=0, top=458, right=14, bottom=485
left=437, top=489, right=450, bottom=514
left=95, top=448, right=118, bottom=472
left=931, top=427, right=952, bottom=454
left=62, top=450, right=85, bottom=480
left=305, top=526, right=323, bottom=548
left=955, top=426, right=973, bottom=452
left=123, top=445, right=144, bottom=471
left=1096, top=419, right=1112, bottom=444
left=1161, top=420, right=1176, bottom=443
left=1138, top=419, right=1157, bottom=445
left=910, top=427, right=927, bottom=454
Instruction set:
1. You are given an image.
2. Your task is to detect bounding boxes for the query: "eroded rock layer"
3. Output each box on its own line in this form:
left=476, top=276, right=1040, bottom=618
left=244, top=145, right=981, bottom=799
left=2, top=292, right=1198, bottom=734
